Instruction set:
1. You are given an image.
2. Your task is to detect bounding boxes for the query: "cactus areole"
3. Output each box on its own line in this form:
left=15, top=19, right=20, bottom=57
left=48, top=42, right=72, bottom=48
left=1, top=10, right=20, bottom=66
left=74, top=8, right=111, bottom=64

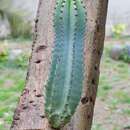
left=45, top=0, right=86, bottom=128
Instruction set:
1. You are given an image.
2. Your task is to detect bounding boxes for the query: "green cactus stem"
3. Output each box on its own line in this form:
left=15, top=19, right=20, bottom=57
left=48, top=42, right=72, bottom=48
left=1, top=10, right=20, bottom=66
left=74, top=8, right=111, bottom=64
left=45, top=0, right=86, bottom=128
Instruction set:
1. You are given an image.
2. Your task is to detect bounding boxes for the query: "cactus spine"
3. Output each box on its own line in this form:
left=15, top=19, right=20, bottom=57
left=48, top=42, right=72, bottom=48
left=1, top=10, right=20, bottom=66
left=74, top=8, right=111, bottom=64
left=45, top=0, right=86, bottom=128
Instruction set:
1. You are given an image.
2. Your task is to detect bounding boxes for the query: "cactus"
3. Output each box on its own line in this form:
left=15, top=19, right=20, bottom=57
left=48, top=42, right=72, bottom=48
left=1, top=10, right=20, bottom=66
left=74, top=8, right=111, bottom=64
left=45, top=0, right=86, bottom=128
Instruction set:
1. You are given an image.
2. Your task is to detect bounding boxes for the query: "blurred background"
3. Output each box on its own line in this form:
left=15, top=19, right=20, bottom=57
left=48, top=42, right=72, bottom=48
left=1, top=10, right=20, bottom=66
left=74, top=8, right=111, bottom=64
left=0, top=0, right=130, bottom=130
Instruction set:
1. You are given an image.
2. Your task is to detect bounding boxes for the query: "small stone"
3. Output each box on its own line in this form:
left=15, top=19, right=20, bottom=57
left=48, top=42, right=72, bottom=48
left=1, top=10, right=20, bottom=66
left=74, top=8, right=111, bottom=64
left=109, top=44, right=123, bottom=60
left=125, top=42, right=130, bottom=56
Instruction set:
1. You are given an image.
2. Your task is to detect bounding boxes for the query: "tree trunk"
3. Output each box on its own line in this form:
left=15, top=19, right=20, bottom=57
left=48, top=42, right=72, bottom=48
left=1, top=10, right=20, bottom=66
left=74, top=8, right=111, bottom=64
left=11, top=0, right=108, bottom=130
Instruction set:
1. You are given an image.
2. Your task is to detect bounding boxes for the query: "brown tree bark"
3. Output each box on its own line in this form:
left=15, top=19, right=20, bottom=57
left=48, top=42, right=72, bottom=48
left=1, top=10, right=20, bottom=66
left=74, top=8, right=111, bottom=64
left=11, top=0, right=108, bottom=130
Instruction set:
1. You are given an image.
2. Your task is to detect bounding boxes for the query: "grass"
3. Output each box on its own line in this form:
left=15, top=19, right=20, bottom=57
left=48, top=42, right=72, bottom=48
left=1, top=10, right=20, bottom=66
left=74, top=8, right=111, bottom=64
left=92, top=43, right=130, bottom=130
left=98, top=43, right=130, bottom=100
left=0, top=39, right=29, bottom=129
left=0, top=43, right=27, bottom=129
left=92, top=123, right=104, bottom=130
left=123, top=109, right=130, bottom=115
left=0, top=68, right=26, bottom=129
left=113, top=90, right=130, bottom=104
left=107, top=98, right=119, bottom=110
left=98, top=74, right=112, bottom=100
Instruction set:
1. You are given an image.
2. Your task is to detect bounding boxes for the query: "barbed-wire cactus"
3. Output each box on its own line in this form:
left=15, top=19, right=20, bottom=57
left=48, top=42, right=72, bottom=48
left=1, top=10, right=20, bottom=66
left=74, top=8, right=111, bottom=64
left=45, top=0, right=86, bottom=128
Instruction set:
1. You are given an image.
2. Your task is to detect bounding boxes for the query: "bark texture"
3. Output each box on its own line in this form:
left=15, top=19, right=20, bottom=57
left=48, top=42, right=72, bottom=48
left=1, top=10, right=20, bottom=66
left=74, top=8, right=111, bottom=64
left=11, top=0, right=108, bottom=130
